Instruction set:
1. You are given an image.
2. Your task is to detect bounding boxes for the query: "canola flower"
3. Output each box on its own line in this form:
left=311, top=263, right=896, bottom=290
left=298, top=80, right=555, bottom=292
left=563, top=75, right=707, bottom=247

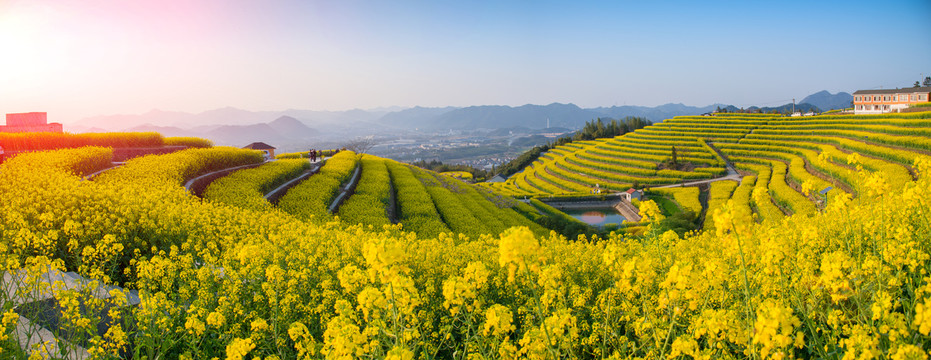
left=2, top=133, right=931, bottom=359
left=0, top=131, right=164, bottom=151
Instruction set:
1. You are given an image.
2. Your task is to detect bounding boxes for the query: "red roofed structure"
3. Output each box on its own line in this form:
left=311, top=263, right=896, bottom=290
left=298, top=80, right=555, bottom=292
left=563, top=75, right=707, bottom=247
left=621, top=188, right=643, bottom=202
left=1, top=112, right=62, bottom=133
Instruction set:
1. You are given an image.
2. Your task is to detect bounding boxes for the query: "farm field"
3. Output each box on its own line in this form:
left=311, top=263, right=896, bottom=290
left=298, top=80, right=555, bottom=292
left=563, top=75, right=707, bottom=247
left=495, top=112, right=931, bottom=225
left=0, top=132, right=212, bottom=152
left=1, top=111, right=931, bottom=359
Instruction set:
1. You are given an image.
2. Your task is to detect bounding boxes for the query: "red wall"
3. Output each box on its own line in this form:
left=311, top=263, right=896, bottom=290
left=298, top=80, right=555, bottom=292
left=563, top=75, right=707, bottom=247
left=5, top=112, right=48, bottom=126
left=0, top=123, right=63, bottom=133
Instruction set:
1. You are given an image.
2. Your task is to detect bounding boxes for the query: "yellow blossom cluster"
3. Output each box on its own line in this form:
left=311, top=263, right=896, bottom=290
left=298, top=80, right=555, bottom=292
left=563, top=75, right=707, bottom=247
left=2, top=134, right=931, bottom=359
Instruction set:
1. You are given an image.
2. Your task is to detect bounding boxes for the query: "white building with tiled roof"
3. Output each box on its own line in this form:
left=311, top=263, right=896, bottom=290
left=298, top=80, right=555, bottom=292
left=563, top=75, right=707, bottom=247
left=852, top=87, right=931, bottom=114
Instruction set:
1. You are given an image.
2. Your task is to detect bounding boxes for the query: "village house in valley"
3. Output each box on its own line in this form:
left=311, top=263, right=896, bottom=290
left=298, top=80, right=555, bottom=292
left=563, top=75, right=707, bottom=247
left=853, top=87, right=931, bottom=114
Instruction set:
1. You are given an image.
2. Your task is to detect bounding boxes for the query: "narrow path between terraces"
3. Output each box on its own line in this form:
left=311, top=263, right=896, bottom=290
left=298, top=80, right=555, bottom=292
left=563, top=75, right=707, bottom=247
left=264, top=158, right=326, bottom=204
left=5, top=266, right=141, bottom=360
left=82, top=162, right=125, bottom=181
left=184, top=161, right=270, bottom=197
left=653, top=141, right=742, bottom=188
left=327, top=163, right=363, bottom=213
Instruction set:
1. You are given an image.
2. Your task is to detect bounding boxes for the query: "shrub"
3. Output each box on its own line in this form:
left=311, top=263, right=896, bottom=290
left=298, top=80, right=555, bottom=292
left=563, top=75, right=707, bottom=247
left=164, top=136, right=213, bottom=148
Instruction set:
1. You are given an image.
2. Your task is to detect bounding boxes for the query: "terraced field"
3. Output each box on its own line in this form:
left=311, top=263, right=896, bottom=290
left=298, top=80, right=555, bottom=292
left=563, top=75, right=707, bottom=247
left=493, top=112, right=931, bottom=225
left=4, top=112, right=931, bottom=358
left=201, top=152, right=548, bottom=239
left=503, top=120, right=732, bottom=195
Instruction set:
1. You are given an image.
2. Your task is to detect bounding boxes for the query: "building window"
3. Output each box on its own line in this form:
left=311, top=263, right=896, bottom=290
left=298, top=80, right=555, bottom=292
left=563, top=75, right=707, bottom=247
left=911, top=95, right=917, bottom=101
left=884, top=96, right=890, bottom=101
left=855, top=96, right=861, bottom=102
left=920, top=94, right=928, bottom=101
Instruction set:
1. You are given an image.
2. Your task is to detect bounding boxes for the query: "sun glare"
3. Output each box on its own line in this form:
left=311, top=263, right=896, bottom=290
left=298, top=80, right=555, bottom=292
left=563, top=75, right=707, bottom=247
left=0, top=5, right=59, bottom=85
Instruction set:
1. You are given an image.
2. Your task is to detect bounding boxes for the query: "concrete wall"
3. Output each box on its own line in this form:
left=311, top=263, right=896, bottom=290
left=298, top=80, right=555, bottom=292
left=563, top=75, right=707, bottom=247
left=854, top=103, right=913, bottom=115
left=0, top=123, right=63, bottom=133
left=6, top=112, right=47, bottom=126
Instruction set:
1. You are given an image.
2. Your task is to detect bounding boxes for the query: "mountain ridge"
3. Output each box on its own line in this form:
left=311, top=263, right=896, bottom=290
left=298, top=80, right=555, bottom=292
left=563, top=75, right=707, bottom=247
left=66, top=90, right=850, bottom=143
left=800, top=90, right=853, bottom=111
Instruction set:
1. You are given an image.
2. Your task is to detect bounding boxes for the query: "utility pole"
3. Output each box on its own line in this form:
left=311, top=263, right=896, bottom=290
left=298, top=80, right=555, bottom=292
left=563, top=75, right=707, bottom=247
left=792, top=98, right=795, bottom=114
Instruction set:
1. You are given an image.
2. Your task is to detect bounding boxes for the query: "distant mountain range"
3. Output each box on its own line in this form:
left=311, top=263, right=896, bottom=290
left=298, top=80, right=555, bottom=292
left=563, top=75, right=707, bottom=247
left=64, top=90, right=852, bottom=148
left=72, top=107, right=388, bottom=134
left=736, top=91, right=851, bottom=114
left=377, top=102, right=737, bottom=130
left=588, top=103, right=726, bottom=121
left=66, top=102, right=728, bottom=143
left=746, top=103, right=822, bottom=114
left=800, top=90, right=853, bottom=111
left=122, top=116, right=320, bottom=148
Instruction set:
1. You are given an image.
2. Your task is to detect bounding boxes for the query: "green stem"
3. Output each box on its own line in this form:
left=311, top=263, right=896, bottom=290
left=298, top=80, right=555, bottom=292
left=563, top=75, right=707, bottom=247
left=730, top=217, right=758, bottom=359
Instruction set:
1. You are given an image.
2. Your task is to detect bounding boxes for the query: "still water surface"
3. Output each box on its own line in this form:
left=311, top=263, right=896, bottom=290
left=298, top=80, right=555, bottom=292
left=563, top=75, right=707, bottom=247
left=561, top=208, right=627, bottom=226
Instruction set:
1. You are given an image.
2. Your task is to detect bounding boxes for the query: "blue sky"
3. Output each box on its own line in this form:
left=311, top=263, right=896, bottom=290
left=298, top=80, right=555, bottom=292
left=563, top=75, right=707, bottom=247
left=1, top=0, right=929, bottom=122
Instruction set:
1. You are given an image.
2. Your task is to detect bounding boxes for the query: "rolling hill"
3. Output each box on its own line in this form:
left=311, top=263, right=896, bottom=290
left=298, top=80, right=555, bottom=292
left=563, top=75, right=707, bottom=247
left=4, top=110, right=931, bottom=358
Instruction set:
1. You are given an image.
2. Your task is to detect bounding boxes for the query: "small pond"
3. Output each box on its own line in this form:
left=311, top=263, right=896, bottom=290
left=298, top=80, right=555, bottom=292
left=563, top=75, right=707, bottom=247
left=561, top=207, right=627, bottom=226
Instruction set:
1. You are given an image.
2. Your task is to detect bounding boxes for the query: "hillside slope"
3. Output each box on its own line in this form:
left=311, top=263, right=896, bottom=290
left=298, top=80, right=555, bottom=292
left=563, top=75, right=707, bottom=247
left=2, top=135, right=930, bottom=358
left=492, top=111, right=931, bottom=225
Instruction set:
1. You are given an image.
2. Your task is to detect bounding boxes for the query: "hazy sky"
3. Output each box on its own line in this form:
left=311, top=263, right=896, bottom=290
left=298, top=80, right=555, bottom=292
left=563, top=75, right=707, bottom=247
left=2, top=0, right=929, bottom=123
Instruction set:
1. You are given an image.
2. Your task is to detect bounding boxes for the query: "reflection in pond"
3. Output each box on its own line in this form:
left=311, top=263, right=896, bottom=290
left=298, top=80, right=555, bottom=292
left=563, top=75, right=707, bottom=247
left=561, top=207, right=627, bottom=226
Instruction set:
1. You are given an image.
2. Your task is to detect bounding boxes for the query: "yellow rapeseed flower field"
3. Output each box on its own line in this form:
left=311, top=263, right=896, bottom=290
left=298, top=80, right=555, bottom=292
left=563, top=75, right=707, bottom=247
left=2, top=113, right=931, bottom=358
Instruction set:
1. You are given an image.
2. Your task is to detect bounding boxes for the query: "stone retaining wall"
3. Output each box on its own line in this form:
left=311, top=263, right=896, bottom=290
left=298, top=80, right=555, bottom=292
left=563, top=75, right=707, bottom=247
left=185, top=162, right=267, bottom=198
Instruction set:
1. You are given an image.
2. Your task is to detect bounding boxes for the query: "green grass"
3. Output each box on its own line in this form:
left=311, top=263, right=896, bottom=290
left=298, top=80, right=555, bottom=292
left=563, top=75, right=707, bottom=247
left=649, top=195, right=681, bottom=216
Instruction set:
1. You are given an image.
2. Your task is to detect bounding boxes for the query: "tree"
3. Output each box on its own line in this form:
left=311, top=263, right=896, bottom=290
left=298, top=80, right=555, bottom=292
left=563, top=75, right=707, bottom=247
left=915, top=81, right=921, bottom=88
left=671, top=146, right=679, bottom=169
left=343, top=137, right=376, bottom=154
left=924, top=76, right=931, bottom=87
left=494, top=117, right=650, bottom=177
